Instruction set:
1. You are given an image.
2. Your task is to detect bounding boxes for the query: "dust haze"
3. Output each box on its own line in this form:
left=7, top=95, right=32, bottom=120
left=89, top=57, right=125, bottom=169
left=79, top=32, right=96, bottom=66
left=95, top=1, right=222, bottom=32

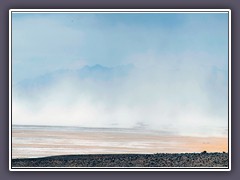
left=12, top=52, right=228, bottom=137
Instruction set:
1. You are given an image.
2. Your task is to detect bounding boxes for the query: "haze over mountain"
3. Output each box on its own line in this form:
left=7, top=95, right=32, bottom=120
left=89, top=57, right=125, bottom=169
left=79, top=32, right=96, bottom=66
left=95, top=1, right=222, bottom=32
left=12, top=62, right=228, bottom=137
left=14, top=64, right=134, bottom=93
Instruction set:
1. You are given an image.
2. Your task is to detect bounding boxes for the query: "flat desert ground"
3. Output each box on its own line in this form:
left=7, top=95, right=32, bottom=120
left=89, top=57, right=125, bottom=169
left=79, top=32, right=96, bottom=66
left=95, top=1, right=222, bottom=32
left=11, top=125, right=228, bottom=168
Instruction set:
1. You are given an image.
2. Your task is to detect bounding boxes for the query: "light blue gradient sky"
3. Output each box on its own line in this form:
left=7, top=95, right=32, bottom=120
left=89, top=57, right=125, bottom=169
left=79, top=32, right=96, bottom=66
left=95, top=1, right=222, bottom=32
left=12, top=12, right=229, bottom=136
left=12, top=12, right=228, bottom=83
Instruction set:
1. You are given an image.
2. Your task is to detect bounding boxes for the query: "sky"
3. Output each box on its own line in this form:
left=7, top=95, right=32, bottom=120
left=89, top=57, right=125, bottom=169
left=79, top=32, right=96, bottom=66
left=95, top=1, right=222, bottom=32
left=12, top=12, right=229, bottom=137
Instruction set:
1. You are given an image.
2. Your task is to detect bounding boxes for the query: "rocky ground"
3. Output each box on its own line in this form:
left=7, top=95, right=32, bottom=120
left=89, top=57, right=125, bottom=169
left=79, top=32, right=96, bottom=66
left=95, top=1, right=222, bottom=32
left=12, top=152, right=229, bottom=168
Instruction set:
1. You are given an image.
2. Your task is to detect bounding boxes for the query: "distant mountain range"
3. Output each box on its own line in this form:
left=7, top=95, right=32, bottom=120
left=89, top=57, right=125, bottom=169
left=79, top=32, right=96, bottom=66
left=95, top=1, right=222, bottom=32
left=14, top=64, right=134, bottom=92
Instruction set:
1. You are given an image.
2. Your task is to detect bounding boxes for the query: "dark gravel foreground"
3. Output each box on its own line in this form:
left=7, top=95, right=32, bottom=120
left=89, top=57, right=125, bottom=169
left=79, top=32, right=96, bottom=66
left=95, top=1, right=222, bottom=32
left=12, top=153, right=229, bottom=168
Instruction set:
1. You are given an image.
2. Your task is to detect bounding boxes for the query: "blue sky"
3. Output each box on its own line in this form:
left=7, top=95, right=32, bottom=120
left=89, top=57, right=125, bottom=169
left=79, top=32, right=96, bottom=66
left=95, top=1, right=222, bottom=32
left=12, top=12, right=228, bottom=83
left=12, top=12, right=229, bottom=136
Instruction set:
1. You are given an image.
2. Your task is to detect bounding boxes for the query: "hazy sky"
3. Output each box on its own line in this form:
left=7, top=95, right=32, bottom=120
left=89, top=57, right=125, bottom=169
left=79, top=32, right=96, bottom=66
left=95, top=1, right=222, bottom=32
left=12, top=12, right=229, bottom=137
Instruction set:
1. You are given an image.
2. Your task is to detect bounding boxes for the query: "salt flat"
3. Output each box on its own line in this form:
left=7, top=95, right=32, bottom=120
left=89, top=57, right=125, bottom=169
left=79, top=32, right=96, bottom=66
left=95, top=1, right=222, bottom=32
left=12, top=125, right=228, bottom=159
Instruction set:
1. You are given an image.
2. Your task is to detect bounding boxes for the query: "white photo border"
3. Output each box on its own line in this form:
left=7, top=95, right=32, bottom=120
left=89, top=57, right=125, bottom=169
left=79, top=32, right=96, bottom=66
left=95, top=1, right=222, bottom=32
left=9, top=9, right=231, bottom=171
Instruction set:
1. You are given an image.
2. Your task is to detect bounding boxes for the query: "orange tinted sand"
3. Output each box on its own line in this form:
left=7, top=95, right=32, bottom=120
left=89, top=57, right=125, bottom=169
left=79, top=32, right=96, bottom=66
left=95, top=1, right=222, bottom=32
left=12, top=127, right=228, bottom=158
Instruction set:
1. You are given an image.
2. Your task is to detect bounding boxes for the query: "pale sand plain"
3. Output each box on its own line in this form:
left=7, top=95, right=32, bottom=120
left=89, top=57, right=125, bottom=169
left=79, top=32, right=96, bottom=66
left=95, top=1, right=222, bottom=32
left=12, top=125, right=228, bottom=159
